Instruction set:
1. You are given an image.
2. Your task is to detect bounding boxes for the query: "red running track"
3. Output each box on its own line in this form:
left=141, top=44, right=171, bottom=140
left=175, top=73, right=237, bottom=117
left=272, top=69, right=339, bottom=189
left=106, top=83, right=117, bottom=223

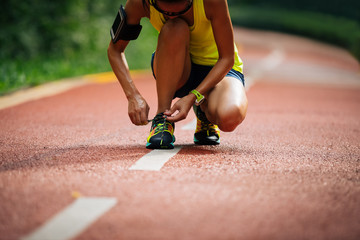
left=0, top=28, right=359, bottom=240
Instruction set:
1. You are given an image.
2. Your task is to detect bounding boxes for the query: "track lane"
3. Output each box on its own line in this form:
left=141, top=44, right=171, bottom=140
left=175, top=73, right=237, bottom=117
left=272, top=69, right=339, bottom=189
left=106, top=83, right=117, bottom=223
left=1, top=28, right=359, bottom=240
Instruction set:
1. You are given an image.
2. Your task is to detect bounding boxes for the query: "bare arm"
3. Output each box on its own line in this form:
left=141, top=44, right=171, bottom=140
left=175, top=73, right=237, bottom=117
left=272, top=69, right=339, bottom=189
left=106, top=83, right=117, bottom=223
left=107, top=0, right=149, bottom=125
left=196, top=0, right=235, bottom=95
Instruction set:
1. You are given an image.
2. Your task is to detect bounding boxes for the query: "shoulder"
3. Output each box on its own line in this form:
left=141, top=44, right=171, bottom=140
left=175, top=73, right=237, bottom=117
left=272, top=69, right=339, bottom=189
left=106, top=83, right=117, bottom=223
left=124, top=0, right=149, bottom=23
left=203, top=0, right=229, bottom=20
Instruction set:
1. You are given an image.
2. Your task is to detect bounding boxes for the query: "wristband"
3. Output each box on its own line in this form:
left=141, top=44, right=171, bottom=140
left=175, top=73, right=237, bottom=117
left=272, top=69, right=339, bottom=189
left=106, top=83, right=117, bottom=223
left=190, top=89, right=205, bottom=106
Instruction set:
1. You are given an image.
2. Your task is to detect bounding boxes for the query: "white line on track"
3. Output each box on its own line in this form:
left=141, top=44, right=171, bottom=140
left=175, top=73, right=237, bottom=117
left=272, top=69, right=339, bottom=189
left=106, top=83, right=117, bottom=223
left=181, top=118, right=197, bottom=130
left=21, top=197, right=117, bottom=240
left=129, top=146, right=182, bottom=171
left=247, top=48, right=285, bottom=82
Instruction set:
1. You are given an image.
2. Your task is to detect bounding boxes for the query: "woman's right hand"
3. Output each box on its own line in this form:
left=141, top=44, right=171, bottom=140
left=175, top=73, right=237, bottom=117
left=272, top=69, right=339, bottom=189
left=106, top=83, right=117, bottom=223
left=128, top=94, right=150, bottom=126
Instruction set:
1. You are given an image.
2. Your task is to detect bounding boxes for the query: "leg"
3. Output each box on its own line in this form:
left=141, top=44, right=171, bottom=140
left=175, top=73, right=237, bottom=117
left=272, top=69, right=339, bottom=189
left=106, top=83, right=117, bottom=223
left=203, top=77, right=248, bottom=132
left=147, top=18, right=191, bottom=149
left=153, top=18, right=191, bottom=114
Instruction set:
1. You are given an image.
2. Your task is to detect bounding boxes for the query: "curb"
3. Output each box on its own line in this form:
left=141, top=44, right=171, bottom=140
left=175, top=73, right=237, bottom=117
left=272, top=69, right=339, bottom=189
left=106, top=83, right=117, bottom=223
left=0, top=70, right=151, bottom=111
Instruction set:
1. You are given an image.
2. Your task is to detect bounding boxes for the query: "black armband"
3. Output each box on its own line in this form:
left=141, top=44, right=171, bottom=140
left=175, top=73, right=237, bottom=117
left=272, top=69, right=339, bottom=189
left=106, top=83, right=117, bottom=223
left=110, top=5, right=142, bottom=43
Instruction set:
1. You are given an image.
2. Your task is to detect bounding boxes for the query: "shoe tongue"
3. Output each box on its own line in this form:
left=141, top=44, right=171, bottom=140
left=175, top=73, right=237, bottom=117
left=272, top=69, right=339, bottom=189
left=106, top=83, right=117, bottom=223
left=153, top=112, right=165, bottom=124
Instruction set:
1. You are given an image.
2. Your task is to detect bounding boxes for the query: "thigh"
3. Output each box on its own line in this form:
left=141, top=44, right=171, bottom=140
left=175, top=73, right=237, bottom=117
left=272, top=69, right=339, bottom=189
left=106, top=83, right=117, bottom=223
left=152, top=18, right=192, bottom=91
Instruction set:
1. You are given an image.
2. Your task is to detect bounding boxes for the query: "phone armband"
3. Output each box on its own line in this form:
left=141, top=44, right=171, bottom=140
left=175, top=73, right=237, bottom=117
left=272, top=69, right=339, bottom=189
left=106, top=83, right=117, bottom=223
left=110, top=5, right=142, bottom=43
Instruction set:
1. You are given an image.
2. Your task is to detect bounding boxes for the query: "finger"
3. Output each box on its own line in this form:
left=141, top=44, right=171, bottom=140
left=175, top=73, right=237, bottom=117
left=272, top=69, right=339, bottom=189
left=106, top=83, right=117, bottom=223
left=163, top=109, right=171, bottom=116
left=129, top=113, right=137, bottom=125
left=164, top=107, right=177, bottom=116
left=166, top=115, right=183, bottom=122
left=130, top=111, right=142, bottom=126
left=166, top=111, right=186, bottom=122
left=136, top=112, right=144, bottom=125
left=140, top=111, right=149, bottom=125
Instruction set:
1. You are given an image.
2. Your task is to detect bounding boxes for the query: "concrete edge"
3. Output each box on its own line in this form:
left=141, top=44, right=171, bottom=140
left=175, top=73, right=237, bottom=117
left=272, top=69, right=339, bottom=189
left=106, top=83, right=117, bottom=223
left=0, top=70, right=151, bottom=111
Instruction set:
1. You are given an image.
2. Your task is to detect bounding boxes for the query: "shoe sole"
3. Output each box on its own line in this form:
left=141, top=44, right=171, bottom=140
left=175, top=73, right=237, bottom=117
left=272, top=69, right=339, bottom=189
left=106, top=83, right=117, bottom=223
left=146, top=142, right=175, bottom=149
left=146, top=135, right=176, bottom=149
left=194, top=138, right=220, bottom=145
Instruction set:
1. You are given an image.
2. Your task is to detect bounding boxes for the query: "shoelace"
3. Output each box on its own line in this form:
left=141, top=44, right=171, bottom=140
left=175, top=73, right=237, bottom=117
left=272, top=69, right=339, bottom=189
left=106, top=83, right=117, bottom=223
left=197, top=120, right=218, bottom=137
left=151, top=114, right=170, bottom=145
left=201, top=122, right=216, bottom=131
left=153, top=117, right=167, bottom=134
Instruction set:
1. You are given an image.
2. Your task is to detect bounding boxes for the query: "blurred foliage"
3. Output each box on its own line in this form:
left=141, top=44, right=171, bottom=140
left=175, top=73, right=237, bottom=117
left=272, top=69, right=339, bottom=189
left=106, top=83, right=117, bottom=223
left=228, top=0, right=360, bottom=21
left=0, top=0, right=158, bottom=95
left=1, top=0, right=119, bottom=60
left=228, top=0, right=360, bottom=59
left=0, top=0, right=359, bottom=95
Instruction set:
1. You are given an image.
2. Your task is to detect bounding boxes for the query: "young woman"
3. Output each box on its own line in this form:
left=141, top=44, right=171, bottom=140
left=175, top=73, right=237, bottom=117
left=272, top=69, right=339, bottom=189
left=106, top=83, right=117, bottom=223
left=108, top=0, right=248, bottom=149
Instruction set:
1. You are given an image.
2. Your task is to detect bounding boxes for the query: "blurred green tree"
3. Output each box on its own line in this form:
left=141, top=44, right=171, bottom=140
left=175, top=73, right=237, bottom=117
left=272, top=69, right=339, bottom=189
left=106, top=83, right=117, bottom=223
left=0, top=0, right=120, bottom=60
left=228, top=0, right=360, bottom=21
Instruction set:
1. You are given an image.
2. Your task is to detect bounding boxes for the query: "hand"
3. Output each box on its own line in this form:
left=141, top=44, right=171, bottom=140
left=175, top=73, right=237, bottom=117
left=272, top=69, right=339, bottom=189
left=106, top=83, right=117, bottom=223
left=164, top=94, right=196, bottom=122
left=128, top=94, right=150, bottom=125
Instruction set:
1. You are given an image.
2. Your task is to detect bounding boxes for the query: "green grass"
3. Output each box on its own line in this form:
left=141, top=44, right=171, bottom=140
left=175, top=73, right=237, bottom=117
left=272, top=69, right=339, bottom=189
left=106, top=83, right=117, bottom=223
left=0, top=53, right=110, bottom=95
left=0, top=19, right=158, bottom=96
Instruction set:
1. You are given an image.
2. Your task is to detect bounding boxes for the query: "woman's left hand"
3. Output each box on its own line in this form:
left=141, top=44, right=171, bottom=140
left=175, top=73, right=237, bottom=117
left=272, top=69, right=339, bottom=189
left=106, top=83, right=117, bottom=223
left=164, top=94, right=196, bottom=122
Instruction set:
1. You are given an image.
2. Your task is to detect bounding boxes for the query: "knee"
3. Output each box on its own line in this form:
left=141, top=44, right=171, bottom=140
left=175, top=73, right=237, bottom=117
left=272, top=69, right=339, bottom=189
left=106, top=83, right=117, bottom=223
left=217, top=105, right=247, bottom=132
left=158, top=18, right=189, bottom=46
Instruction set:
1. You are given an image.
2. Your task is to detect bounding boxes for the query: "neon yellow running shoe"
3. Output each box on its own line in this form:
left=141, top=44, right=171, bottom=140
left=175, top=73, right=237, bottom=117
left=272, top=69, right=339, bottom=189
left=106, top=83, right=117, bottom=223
left=146, top=113, right=175, bottom=149
left=193, top=105, right=220, bottom=145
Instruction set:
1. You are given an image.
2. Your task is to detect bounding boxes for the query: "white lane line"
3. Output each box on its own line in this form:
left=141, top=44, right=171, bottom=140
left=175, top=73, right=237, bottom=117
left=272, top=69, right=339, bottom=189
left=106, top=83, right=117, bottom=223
left=259, top=48, right=285, bottom=71
left=181, top=118, right=197, bottom=130
left=21, top=197, right=117, bottom=240
left=247, top=48, right=285, bottom=81
left=129, top=146, right=182, bottom=171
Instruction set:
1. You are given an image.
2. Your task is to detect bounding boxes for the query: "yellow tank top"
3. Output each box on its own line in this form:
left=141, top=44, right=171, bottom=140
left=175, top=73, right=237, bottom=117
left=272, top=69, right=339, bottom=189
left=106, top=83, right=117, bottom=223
left=149, top=0, right=243, bottom=73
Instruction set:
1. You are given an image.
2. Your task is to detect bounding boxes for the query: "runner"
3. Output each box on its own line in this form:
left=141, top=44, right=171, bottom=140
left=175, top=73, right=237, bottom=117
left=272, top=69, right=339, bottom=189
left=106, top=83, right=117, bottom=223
left=107, top=0, right=248, bottom=149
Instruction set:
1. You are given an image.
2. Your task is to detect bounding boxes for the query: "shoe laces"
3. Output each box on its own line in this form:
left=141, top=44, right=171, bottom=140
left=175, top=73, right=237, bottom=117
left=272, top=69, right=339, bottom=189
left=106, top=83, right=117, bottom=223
left=151, top=113, right=168, bottom=133
left=197, top=119, right=218, bottom=133
left=150, top=113, right=174, bottom=146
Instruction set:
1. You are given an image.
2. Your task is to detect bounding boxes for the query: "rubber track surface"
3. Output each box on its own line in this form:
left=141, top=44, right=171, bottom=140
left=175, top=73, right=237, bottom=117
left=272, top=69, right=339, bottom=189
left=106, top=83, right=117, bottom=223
left=0, top=28, right=359, bottom=240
